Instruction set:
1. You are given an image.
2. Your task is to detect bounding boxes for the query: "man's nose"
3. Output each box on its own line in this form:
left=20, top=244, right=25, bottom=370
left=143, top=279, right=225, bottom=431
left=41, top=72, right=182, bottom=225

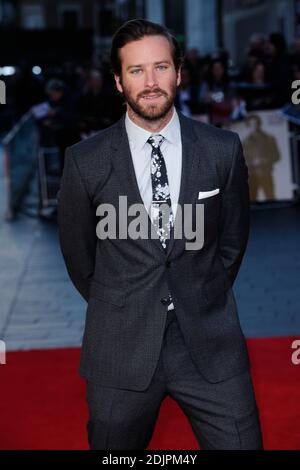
left=144, top=69, right=158, bottom=88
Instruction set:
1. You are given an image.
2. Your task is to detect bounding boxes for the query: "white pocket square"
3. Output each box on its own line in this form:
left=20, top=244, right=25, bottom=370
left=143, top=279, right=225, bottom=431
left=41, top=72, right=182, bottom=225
left=198, top=188, right=220, bottom=200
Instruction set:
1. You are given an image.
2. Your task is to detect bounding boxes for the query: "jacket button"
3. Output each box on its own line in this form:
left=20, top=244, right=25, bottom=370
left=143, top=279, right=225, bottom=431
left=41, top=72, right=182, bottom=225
left=160, top=297, right=169, bottom=305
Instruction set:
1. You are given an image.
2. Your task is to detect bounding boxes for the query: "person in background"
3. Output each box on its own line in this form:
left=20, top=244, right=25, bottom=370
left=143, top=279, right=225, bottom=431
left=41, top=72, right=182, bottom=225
left=264, top=32, right=291, bottom=106
left=200, top=58, right=234, bottom=125
left=78, top=68, right=119, bottom=139
left=247, top=33, right=266, bottom=61
left=245, top=61, right=274, bottom=111
left=175, top=67, right=203, bottom=117
left=202, top=58, right=229, bottom=104
left=35, top=79, right=76, bottom=174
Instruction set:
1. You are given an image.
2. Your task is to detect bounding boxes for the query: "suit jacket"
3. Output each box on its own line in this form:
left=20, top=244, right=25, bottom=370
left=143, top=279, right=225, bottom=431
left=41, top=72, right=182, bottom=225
left=57, top=108, right=251, bottom=391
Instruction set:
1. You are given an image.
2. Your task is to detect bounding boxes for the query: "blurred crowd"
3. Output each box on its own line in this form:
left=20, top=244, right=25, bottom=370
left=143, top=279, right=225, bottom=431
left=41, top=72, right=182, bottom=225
left=1, top=31, right=299, bottom=176
left=176, top=32, right=298, bottom=123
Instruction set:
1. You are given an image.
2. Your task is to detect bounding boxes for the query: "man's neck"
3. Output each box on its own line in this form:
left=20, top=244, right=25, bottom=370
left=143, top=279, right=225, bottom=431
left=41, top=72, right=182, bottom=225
left=127, top=105, right=174, bottom=133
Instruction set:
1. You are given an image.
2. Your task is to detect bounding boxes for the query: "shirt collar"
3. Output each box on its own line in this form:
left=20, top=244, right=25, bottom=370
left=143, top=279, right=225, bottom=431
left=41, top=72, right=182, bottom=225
left=125, top=107, right=180, bottom=151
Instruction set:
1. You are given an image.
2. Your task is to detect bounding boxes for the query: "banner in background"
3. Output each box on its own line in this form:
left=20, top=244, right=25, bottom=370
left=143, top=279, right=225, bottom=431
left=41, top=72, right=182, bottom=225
left=226, top=110, right=294, bottom=202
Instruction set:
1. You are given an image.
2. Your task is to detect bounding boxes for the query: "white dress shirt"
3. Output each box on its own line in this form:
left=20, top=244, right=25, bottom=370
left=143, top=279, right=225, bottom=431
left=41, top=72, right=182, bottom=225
left=125, top=107, right=182, bottom=219
left=125, top=107, right=182, bottom=311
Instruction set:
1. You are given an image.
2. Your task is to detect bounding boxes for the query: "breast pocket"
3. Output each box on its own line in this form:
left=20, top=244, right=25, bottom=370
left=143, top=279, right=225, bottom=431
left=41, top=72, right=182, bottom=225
left=192, top=191, right=221, bottom=246
left=196, top=191, right=221, bottom=215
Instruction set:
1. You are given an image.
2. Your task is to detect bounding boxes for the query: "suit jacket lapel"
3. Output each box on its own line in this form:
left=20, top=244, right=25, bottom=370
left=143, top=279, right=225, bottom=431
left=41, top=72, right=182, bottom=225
left=166, top=110, right=202, bottom=257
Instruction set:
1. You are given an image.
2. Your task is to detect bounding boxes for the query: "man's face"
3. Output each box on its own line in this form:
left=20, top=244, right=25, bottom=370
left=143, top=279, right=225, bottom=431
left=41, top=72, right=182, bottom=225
left=114, top=35, right=181, bottom=121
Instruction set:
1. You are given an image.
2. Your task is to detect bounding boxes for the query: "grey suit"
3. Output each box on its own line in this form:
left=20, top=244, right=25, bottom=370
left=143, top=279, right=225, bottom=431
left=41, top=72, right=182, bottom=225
left=57, top=109, right=263, bottom=449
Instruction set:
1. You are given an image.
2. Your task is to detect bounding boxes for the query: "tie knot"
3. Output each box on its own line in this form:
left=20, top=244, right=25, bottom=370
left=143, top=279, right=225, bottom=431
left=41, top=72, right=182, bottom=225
left=147, top=134, right=164, bottom=149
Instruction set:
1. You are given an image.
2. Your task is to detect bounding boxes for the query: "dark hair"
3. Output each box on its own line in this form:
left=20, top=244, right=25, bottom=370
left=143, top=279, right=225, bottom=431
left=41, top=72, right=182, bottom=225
left=110, top=18, right=184, bottom=76
left=207, top=58, right=228, bottom=88
left=45, top=78, right=65, bottom=94
left=269, top=32, right=287, bottom=55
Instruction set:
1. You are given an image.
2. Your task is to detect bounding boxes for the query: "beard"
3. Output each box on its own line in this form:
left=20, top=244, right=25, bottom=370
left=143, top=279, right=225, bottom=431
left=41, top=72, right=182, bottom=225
left=120, top=80, right=177, bottom=121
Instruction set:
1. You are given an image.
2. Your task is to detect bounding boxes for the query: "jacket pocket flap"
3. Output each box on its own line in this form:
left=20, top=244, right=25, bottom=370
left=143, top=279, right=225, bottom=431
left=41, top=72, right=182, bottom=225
left=89, top=280, right=125, bottom=307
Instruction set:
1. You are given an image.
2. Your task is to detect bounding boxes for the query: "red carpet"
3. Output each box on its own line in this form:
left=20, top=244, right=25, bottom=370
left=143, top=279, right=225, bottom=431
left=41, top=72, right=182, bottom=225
left=0, top=337, right=299, bottom=450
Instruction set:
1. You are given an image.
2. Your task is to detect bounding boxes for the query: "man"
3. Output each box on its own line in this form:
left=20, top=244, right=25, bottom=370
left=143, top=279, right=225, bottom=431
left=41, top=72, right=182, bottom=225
left=57, top=19, right=263, bottom=450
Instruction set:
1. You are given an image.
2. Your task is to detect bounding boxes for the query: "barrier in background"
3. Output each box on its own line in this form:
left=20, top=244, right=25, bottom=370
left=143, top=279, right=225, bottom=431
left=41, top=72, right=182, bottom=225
left=2, top=112, right=39, bottom=220
left=3, top=107, right=299, bottom=221
left=37, top=146, right=61, bottom=217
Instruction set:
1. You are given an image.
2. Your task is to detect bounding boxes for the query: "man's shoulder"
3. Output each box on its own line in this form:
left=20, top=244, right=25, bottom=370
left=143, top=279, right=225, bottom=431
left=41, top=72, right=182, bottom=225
left=62, top=119, right=123, bottom=189
left=179, top=112, right=239, bottom=148
left=178, top=113, right=242, bottom=183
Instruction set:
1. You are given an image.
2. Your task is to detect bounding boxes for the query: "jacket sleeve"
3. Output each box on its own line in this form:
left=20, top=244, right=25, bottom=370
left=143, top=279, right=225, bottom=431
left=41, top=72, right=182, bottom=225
left=218, top=134, right=250, bottom=286
left=57, top=146, right=97, bottom=302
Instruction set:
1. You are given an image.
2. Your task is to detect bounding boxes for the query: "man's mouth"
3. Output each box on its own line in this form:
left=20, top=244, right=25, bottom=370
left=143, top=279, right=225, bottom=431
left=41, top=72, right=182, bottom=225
left=142, top=93, right=162, bottom=101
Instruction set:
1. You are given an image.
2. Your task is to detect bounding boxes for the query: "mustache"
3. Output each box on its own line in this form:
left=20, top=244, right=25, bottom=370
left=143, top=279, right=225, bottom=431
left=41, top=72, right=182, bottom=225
left=138, top=89, right=167, bottom=98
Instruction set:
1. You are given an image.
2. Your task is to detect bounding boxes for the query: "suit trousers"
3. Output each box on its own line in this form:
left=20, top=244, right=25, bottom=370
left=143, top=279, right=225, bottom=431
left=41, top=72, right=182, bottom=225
left=85, top=309, right=263, bottom=450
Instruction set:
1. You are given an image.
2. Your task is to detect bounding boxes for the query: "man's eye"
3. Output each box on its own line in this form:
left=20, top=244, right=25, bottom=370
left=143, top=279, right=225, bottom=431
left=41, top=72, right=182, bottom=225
left=157, top=65, right=168, bottom=70
left=131, top=69, right=142, bottom=74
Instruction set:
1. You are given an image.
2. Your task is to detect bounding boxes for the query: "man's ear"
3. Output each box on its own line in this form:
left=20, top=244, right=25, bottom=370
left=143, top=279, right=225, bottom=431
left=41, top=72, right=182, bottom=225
left=114, top=74, right=123, bottom=94
left=176, top=67, right=182, bottom=87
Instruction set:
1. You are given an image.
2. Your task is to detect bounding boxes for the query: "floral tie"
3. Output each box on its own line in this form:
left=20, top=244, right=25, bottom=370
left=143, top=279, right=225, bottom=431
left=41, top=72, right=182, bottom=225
left=147, top=134, right=174, bottom=252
